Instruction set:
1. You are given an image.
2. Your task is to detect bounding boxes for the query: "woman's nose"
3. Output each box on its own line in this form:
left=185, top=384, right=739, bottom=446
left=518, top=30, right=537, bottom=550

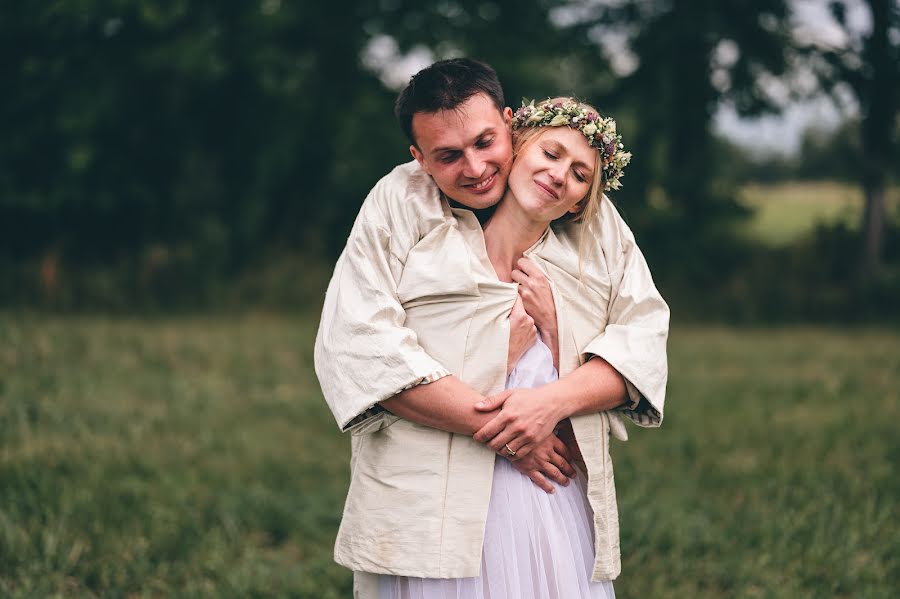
left=548, top=164, right=566, bottom=184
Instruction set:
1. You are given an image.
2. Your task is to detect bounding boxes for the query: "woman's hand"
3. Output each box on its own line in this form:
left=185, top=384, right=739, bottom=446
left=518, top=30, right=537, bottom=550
left=512, top=257, right=557, bottom=336
left=507, top=295, right=537, bottom=375
left=506, top=433, right=577, bottom=493
left=473, top=387, right=565, bottom=458
left=554, top=418, right=583, bottom=463
left=512, top=257, right=559, bottom=368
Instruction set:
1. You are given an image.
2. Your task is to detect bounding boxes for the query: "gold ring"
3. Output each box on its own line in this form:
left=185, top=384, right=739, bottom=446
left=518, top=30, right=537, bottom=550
left=505, top=443, right=517, bottom=457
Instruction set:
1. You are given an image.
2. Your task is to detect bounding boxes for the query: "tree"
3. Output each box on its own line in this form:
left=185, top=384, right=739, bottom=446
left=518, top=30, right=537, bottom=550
left=0, top=1, right=405, bottom=268
left=808, top=0, right=900, bottom=282
left=539, top=0, right=792, bottom=287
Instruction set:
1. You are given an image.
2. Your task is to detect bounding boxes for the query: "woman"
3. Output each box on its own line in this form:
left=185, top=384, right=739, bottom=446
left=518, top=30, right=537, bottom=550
left=375, top=98, right=633, bottom=598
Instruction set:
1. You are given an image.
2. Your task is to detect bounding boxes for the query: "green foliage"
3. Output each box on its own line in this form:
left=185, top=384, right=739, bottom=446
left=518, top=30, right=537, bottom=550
left=2, top=1, right=897, bottom=319
left=584, top=0, right=792, bottom=225
left=659, top=216, right=900, bottom=323
left=1, top=316, right=897, bottom=596
left=0, top=1, right=410, bottom=268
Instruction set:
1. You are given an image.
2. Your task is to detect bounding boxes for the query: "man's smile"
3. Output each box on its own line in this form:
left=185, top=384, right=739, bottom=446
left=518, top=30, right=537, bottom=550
left=464, top=172, right=497, bottom=192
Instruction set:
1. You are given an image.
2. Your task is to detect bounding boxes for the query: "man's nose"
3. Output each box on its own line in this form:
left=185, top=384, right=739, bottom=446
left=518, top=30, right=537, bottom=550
left=461, top=151, right=486, bottom=179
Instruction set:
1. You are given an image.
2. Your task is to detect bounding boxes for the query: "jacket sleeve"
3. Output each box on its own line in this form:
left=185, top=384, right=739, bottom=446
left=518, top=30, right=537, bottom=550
left=314, top=164, right=450, bottom=434
left=580, top=198, right=670, bottom=427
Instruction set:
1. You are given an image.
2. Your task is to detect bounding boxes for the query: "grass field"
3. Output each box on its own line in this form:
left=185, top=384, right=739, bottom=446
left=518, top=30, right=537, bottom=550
left=1, top=314, right=898, bottom=598
left=738, top=181, right=900, bottom=246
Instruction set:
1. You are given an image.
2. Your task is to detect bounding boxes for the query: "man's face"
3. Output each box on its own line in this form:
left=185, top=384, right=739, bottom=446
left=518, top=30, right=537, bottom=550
left=409, top=93, right=513, bottom=209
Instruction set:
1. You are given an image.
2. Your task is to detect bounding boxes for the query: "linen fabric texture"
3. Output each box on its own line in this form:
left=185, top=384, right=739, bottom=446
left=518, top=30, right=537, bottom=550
left=313, top=161, right=669, bottom=581
left=371, top=337, right=617, bottom=599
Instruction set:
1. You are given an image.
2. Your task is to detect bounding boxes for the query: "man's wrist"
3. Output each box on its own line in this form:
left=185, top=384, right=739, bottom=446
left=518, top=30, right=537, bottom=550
left=542, top=386, right=570, bottom=424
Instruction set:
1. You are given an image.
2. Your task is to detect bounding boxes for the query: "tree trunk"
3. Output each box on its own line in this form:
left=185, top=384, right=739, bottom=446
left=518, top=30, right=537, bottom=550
left=860, top=178, right=886, bottom=283
left=857, top=0, right=896, bottom=284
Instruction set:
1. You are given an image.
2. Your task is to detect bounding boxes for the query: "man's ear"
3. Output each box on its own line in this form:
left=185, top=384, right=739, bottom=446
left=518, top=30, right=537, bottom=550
left=410, top=145, right=430, bottom=175
left=503, top=106, right=513, bottom=127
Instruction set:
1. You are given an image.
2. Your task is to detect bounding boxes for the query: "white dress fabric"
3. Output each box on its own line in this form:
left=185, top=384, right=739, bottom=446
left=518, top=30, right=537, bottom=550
left=377, top=339, right=616, bottom=599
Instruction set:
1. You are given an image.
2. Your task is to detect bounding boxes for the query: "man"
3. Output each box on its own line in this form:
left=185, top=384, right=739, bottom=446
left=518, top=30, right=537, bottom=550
left=314, top=58, right=668, bottom=592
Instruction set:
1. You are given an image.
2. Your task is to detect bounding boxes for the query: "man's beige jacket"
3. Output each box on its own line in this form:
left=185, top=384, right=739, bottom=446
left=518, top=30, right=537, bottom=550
left=314, top=161, right=669, bottom=581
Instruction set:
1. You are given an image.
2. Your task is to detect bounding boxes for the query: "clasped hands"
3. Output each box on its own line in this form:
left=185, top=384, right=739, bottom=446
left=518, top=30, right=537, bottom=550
left=475, top=375, right=577, bottom=494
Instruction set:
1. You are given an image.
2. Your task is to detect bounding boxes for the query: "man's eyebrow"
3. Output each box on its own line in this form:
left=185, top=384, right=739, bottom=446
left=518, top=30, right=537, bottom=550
left=430, top=127, right=496, bottom=155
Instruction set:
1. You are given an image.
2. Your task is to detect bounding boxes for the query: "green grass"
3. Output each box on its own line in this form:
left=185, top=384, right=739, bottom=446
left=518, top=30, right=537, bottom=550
left=738, top=181, right=900, bottom=246
left=1, top=315, right=898, bottom=597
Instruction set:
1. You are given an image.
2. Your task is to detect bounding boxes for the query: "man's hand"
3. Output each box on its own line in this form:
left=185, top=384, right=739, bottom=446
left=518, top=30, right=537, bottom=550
left=473, top=387, right=564, bottom=458
left=506, top=433, right=577, bottom=493
left=507, top=295, right=537, bottom=374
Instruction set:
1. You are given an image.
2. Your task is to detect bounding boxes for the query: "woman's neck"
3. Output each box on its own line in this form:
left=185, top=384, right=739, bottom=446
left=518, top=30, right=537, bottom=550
left=482, top=190, right=550, bottom=282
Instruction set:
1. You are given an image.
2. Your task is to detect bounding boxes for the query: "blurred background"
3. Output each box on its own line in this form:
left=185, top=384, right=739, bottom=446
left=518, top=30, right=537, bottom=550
left=1, top=1, right=898, bottom=597
left=2, top=0, right=898, bottom=318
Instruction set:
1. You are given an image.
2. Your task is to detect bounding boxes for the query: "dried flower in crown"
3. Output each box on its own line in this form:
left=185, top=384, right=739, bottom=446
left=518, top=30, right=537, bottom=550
left=512, top=99, right=632, bottom=191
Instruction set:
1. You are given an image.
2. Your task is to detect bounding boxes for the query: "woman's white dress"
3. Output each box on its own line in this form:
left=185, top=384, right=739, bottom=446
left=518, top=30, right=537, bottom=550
left=377, top=339, right=616, bottom=599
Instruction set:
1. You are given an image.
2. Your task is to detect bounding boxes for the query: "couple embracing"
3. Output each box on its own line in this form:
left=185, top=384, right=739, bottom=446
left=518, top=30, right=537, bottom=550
left=314, top=58, right=669, bottom=599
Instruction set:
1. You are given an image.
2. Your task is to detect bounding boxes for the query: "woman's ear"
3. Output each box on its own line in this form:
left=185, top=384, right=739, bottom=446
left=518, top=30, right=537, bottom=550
left=568, top=198, right=587, bottom=215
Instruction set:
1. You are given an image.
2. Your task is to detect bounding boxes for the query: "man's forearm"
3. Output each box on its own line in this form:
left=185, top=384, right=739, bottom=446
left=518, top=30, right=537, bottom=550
left=549, top=357, right=628, bottom=420
left=380, top=375, right=498, bottom=435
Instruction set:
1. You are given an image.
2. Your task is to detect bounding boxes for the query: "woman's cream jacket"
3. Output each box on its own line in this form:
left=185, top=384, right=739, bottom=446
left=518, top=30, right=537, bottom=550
left=314, top=161, right=669, bottom=581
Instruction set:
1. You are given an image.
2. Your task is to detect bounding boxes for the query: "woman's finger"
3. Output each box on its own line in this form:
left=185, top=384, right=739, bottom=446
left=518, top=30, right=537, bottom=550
left=516, top=257, right=545, bottom=279
left=552, top=435, right=573, bottom=463
left=539, top=462, right=568, bottom=486
left=511, top=269, right=528, bottom=284
left=512, top=442, right=535, bottom=459
left=549, top=448, right=577, bottom=478
left=526, top=471, right=554, bottom=494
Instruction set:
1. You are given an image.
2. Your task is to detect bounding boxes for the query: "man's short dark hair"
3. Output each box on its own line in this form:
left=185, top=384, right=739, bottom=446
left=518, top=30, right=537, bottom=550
left=395, top=58, right=505, bottom=147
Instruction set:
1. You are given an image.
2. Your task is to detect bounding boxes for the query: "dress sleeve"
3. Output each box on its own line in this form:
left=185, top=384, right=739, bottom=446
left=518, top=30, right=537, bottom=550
left=580, top=198, right=670, bottom=428
left=314, top=166, right=450, bottom=434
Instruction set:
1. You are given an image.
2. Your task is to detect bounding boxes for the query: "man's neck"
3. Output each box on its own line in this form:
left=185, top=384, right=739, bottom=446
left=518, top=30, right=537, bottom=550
left=446, top=197, right=496, bottom=226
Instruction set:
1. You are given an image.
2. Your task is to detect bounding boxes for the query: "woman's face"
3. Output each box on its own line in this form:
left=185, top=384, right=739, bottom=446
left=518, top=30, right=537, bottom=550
left=507, top=127, right=595, bottom=223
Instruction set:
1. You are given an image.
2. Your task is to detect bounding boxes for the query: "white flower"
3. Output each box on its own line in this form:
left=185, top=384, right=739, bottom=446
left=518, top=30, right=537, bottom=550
left=582, top=123, right=597, bottom=136
left=549, top=114, right=570, bottom=127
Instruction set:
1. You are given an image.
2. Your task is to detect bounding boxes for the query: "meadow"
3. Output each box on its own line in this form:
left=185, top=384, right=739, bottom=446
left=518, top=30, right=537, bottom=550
left=1, top=314, right=897, bottom=598
left=738, top=181, right=900, bottom=246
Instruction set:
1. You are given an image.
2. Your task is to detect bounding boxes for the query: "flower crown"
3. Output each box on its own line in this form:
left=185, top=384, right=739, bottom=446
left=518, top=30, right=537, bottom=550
left=511, top=99, right=631, bottom=191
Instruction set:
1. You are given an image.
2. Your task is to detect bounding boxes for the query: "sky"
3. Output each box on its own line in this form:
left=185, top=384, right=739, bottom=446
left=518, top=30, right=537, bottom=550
left=363, top=0, right=875, bottom=157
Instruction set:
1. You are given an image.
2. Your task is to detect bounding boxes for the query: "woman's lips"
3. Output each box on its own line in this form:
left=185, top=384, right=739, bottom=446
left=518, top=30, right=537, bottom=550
left=534, top=180, right=558, bottom=199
